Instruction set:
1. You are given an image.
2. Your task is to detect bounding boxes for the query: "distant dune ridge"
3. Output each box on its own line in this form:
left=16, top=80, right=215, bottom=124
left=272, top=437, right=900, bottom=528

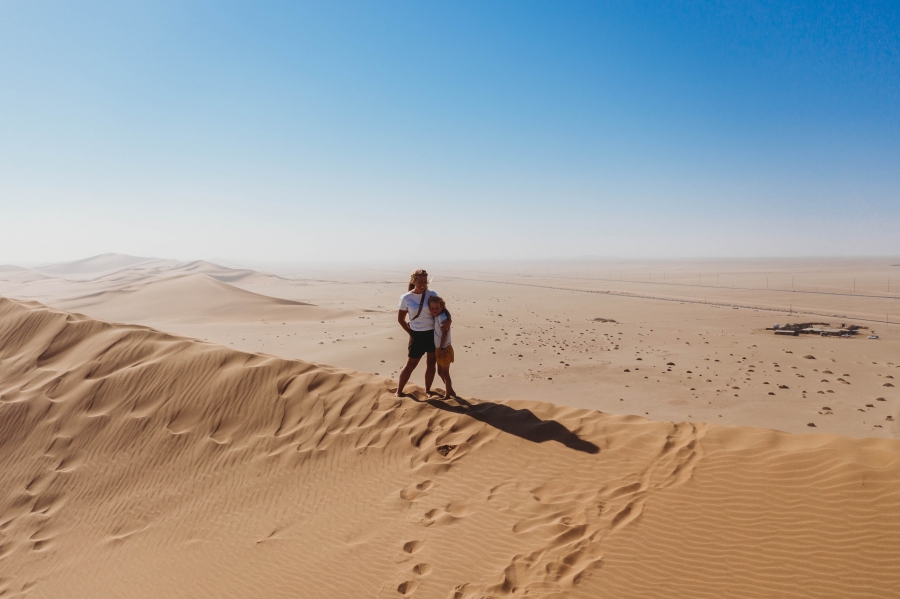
left=0, top=267, right=52, bottom=285
left=166, top=259, right=291, bottom=283
left=28, top=254, right=281, bottom=284
left=54, top=273, right=327, bottom=324
left=0, top=254, right=319, bottom=326
left=33, top=253, right=168, bottom=277
left=1, top=296, right=899, bottom=598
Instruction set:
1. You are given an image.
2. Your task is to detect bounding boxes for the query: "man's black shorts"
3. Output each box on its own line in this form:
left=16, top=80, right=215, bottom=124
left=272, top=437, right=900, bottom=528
left=408, top=329, right=436, bottom=359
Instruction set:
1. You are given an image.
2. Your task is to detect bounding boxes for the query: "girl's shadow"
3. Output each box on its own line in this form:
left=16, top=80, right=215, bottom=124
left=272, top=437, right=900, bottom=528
left=425, top=396, right=600, bottom=454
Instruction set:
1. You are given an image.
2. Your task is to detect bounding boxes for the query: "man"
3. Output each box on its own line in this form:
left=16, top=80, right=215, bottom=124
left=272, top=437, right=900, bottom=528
left=395, top=269, right=449, bottom=397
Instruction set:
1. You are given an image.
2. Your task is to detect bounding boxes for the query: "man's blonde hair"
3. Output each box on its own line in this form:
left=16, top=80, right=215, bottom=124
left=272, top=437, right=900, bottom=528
left=408, top=269, right=429, bottom=292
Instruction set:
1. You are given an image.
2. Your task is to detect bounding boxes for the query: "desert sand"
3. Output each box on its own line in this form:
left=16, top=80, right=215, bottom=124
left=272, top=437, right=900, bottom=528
left=2, top=255, right=897, bottom=437
left=1, top=255, right=899, bottom=597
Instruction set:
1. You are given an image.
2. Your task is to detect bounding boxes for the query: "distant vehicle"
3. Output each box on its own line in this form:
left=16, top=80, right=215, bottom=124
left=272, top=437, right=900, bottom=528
left=868, top=335, right=879, bottom=339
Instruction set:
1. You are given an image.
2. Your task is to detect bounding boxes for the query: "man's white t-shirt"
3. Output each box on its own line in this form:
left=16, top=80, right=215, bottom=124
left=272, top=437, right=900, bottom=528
left=434, top=313, right=451, bottom=349
left=399, top=289, right=437, bottom=332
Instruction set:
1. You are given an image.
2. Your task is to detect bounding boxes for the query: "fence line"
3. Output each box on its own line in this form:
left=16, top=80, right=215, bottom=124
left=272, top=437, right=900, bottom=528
left=432, top=273, right=899, bottom=327
left=455, top=269, right=900, bottom=301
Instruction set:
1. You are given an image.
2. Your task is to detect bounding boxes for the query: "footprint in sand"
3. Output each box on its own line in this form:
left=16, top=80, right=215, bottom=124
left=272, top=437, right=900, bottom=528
left=54, top=453, right=85, bottom=473
left=412, top=563, right=432, bottom=576
left=397, top=580, right=419, bottom=596
left=30, top=494, right=64, bottom=516
left=29, top=527, right=59, bottom=552
left=43, top=436, right=72, bottom=459
left=403, top=540, right=424, bottom=554
left=25, top=472, right=56, bottom=495
left=421, top=502, right=470, bottom=526
left=400, top=480, right=433, bottom=501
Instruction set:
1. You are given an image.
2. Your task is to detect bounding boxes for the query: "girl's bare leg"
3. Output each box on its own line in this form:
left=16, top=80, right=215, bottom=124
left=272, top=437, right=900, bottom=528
left=437, top=364, right=455, bottom=398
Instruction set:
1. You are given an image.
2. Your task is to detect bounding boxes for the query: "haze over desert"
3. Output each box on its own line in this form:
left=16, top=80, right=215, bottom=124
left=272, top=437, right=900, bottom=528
left=3, top=2, right=900, bottom=598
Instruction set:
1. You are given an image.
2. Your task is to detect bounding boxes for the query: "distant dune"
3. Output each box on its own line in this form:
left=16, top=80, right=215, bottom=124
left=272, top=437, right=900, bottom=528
left=55, top=273, right=332, bottom=324
left=21, top=254, right=287, bottom=289
left=166, top=259, right=290, bottom=284
left=34, top=253, right=166, bottom=277
left=0, top=266, right=52, bottom=284
left=1, top=295, right=898, bottom=598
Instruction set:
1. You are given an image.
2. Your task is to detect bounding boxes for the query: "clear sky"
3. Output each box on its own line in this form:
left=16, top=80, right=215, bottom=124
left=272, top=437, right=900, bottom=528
left=1, top=1, right=898, bottom=264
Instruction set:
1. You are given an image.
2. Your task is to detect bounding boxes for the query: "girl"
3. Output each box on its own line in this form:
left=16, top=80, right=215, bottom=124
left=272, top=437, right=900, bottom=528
left=428, top=295, right=456, bottom=399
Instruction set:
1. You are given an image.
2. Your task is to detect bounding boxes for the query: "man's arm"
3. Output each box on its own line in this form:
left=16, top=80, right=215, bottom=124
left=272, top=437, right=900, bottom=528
left=398, top=309, right=411, bottom=335
left=438, top=319, right=448, bottom=348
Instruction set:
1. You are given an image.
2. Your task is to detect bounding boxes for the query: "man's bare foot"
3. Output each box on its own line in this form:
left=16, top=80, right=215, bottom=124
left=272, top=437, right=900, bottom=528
left=425, top=390, right=440, bottom=397
left=395, top=390, right=406, bottom=398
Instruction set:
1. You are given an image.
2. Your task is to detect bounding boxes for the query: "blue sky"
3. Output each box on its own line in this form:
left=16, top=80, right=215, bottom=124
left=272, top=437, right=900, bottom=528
left=1, top=1, right=898, bottom=263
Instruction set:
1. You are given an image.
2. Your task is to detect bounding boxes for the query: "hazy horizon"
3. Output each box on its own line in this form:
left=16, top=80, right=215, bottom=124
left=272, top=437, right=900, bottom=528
left=7, top=250, right=900, bottom=276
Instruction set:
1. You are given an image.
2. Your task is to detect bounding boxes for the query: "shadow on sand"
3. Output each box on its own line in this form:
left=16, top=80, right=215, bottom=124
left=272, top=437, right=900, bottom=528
left=425, top=396, right=600, bottom=454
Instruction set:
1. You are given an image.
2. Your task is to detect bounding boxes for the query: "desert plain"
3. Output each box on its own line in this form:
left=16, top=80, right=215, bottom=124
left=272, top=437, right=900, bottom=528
left=1, top=254, right=899, bottom=598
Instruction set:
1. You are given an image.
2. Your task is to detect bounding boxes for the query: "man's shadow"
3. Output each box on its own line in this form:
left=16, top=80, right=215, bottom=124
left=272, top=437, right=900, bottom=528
left=425, top=396, right=600, bottom=454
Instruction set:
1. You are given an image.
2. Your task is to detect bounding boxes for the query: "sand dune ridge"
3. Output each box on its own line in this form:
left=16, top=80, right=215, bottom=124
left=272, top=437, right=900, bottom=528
left=1, top=296, right=898, bottom=598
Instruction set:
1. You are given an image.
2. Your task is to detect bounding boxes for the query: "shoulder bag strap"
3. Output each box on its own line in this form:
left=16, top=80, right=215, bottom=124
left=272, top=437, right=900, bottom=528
left=409, top=290, right=428, bottom=322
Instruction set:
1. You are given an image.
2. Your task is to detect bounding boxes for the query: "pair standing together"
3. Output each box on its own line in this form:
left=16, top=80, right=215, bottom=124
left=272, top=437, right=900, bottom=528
left=396, top=269, right=456, bottom=399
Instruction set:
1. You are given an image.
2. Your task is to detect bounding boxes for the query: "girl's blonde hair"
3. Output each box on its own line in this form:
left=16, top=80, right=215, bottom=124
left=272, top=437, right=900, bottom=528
left=428, top=294, right=448, bottom=315
left=408, top=269, right=429, bottom=292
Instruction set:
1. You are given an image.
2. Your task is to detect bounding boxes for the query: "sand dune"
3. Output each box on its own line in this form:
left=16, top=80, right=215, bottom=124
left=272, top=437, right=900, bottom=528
left=0, top=266, right=52, bottom=284
left=34, top=253, right=171, bottom=278
left=3, top=255, right=293, bottom=300
left=1, top=295, right=898, bottom=598
left=166, top=259, right=289, bottom=284
left=54, top=273, right=336, bottom=324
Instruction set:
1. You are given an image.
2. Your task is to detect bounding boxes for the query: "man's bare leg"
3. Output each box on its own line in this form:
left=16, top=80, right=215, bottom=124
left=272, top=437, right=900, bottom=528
left=424, top=352, right=437, bottom=395
left=396, top=356, right=422, bottom=397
